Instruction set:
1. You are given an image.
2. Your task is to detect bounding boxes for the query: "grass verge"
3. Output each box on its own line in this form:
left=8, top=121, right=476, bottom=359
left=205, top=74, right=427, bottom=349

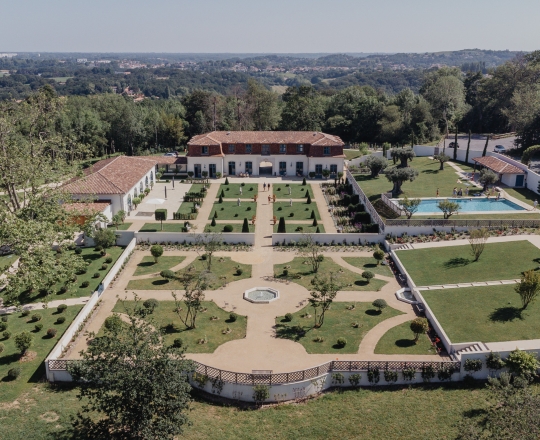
left=133, top=255, right=186, bottom=276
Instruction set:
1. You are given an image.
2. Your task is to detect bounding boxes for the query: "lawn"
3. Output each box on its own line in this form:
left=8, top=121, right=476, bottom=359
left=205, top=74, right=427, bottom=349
left=139, top=222, right=187, bottom=232
left=396, top=240, right=540, bottom=286
left=0, top=381, right=492, bottom=440
left=504, top=187, right=538, bottom=207
left=111, top=300, right=246, bottom=353
left=374, top=321, right=436, bottom=355
left=273, top=201, right=321, bottom=220
left=276, top=303, right=402, bottom=354
left=355, top=157, right=480, bottom=202
left=208, top=201, right=257, bottom=220
left=422, top=284, right=540, bottom=343
left=342, top=257, right=393, bottom=277
left=344, top=149, right=365, bottom=160
left=218, top=183, right=258, bottom=199
left=0, top=305, right=83, bottom=402
left=272, top=223, right=325, bottom=233
left=133, top=255, right=186, bottom=276
left=273, top=183, right=311, bottom=199
left=126, top=256, right=251, bottom=291
left=107, top=222, right=132, bottom=230
left=204, top=223, right=255, bottom=233
left=4, top=246, right=124, bottom=304
left=176, top=183, right=207, bottom=218
left=274, top=257, right=387, bottom=291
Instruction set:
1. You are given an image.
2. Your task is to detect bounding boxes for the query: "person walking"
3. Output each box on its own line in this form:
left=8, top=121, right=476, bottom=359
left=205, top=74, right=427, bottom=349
left=263, top=182, right=266, bottom=191
left=534, top=200, right=538, bottom=210
left=453, top=187, right=457, bottom=196
left=436, top=188, right=439, bottom=197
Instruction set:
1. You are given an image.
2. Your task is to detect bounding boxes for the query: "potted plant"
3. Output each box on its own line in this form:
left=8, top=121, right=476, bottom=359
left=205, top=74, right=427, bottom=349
left=309, top=171, right=316, bottom=179
left=215, top=172, right=222, bottom=179
left=187, top=171, right=194, bottom=178
left=202, top=171, right=208, bottom=178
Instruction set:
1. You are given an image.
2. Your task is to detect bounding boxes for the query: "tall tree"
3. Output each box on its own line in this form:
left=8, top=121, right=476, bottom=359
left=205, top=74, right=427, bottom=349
left=280, top=85, right=326, bottom=131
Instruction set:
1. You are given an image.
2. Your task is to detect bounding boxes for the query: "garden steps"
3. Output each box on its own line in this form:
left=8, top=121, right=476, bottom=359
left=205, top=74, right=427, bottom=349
left=451, top=342, right=488, bottom=361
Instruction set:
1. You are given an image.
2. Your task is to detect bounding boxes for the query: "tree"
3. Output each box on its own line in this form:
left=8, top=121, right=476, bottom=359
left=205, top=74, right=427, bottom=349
left=309, top=272, right=342, bottom=328
left=210, top=217, right=216, bottom=227
left=479, top=168, right=498, bottom=191
left=93, top=228, right=116, bottom=249
left=465, top=130, right=471, bottom=164
left=505, top=349, right=539, bottom=381
left=194, top=232, right=222, bottom=271
left=154, top=209, right=167, bottom=230
left=280, top=85, right=326, bottom=131
left=373, top=249, right=385, bottom=265
left=515, top=270, right=540, bottom=310
left=384, top=167, right=419, bottom=197
left=410, top=317, right=429, bottom=343
left=482, top=135, right=490, bottom=157
left=365, top=155, right=388, bottom=177
left=433, top=153, right=450, bottom=170
left=277, top=217, right=286, bottom=233
left=150, top=244, right=163, bottom=263
left=171, top=267, right=208, bottom=329
left=298, top=233, right=324, bottom=273
left=390, top=147, right=415, bottom=167
left=68, top=296, right=193, bottom=439
left=242, top=218, right=249, bottom=233
left=14, top=331, right=33, bottom=355
left=372, top=298, right=388, bottom=312
left=398, top=196, right=421, bottom=219
left=521, top=145, right=540, bottom=165
left=111, top=212, right=123, bottom=229
left=437, top=199, right=461, bottom=219
left=453, top=126, right=458, bottom=160
left=362, top=271, right=374, bottom=283
left=469, top=228, right=490, bottom=261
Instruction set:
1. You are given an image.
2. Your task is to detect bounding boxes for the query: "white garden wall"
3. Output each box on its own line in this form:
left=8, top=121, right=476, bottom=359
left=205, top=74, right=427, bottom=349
left=135, top=232, right=255, bottom=245
left=272, top=233, right=384, bottom=245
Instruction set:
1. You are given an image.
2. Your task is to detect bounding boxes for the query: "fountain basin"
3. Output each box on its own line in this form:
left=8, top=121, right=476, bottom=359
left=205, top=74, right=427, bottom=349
left=244, top=287, right=279, bottom=304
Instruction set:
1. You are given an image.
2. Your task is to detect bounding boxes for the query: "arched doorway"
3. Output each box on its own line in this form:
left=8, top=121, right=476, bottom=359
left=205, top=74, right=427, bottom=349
left=259, top=160, right=273, bottom=175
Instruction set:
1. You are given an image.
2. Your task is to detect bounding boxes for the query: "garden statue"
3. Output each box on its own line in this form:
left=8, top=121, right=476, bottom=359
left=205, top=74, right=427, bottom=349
left=239, top=187, right=242, bottom=195
left=289, top=198, right=292, bottom=207
left=237, top=198, right=241, bottom=206
left=288, top=186, right=291, bottom=195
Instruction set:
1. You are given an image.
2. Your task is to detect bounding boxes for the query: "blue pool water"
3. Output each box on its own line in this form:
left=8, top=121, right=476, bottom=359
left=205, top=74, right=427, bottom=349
left=399, top=198, right=526, bottom=213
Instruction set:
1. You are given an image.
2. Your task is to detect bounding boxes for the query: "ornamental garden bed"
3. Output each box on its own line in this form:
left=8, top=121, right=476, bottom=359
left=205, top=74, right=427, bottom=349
left=133, top=255, right=186, bottom=276
left=275, top=302, right=402, bottom=354
left=204, top=223, right=255, bottom=233
left=272, top=223, right=325, bottom=233
left=273, top=201, right=321, bottom=221
left=272, top=183, right=311, bottom=199
left=109, top=300, right=247, bottom=354
left=218, top=183, right=258, bottom=199
left=374, top=320, right=436, bottom=355
left=342, top=257, right=393, bottom=277
left=208, top=201, right=258, bottom=221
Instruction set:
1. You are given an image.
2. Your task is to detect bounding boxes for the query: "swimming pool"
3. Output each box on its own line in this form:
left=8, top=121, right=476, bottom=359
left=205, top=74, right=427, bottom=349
left=394, top=198, right=526, bottom=213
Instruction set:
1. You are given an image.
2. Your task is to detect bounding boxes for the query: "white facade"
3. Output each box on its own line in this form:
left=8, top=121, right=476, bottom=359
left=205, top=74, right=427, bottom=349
left=187, top=155, right=344, bottom=178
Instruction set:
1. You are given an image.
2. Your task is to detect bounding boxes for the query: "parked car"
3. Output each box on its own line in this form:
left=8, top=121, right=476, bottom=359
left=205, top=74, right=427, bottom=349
left=493, top=145, right=506, bottom=153
left=448, top=142, right=459, bottom=148
left=163, top=151, right=178, bottom=157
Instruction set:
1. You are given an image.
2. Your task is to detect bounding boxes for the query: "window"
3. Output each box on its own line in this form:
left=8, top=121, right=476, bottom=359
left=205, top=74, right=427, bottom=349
left=297, top=144, right=304, bottom=153
left=202, top=146, right=209, bottom=155
left=245, top=144, right=252, bottom=154
left=262, top=144, right=270, bottom=155
left=228, top=144, right=235, bottom=153
left=323, top=146, right=330, bottom=156
left=279, top=161, right=287, bottom=175
left=245, top=161, right=252, bottom=174
left=330, top=164, right=338, bottom=175
left=279, top=144, right=286, bottom=153
left=315, top=164, right=323, bottom=176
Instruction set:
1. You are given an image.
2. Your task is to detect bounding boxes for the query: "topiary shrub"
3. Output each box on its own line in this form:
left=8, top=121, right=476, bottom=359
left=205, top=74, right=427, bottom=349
left=31, top=313, right=42, bottom=322
left=143, top=299, right=159, bottom=313
left=336, top=337, right=347, bottom=347
left=362, top=271, right=375, bottom=284
left=277, top=217, right=286, bottom=233
left=81, top=281, right=90, bottom=288
left=223, top=224, right=234, bottom=233
left=101, top=263, right=108, bottom=270
left=75, top=247, right=82, bottom=255
left=8, top=367, right=21, bottom=380
left=59, top=285, right=68, bottom=294
left=105, top=257, right=113, bottom=264
left=1, top=315, right=7, bottom=323
left=229, top=312, right=238, bottom=322
left=384, top=369, right=398, bottom=383
left=211, top=217, right=216, bottom=227
left=289, top=212, right=294, bottom=217
left=21, top=309, right=30, bottom=317
left=372, top=298, right=388, bottom=313
left=150, top=244, right=164, bottom=263
left=246, top=206, right=252, bottom=211
left=95, top=245, right=103, bottom=252
left=373, top=249, right=385, bottom=265
left=3, top=331, right=11, bottom=340
left=47, top=328, right=58, bottom=338
left=93, top=272, right=100, bottom=278
left=173, top=338, right=183, bottom=348
left=56, top=316, right=66, bottom=324
left=57, top=304, right=67, bottom=313
left=421, top=365, right=436, bottom=382
left=34, top=323, right=43, bottom=332
left=284, top=313, right=293, bottom=322
left=367, top=367, right=380, bottom=384
left=236, top=267, right=243, bottom=275
left=282, top=268, right=289, bottom=276
left=0, top=322, right=7, bottom=332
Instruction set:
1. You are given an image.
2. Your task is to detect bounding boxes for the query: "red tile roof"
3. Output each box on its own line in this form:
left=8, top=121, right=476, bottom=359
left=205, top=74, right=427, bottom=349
left=188, top=131, right=344, bottom=146
left=472, top=156, right=525, bottom=174
left=63, top=156, right=157, bottom=195
left=63, top=201, right=111, bottom=213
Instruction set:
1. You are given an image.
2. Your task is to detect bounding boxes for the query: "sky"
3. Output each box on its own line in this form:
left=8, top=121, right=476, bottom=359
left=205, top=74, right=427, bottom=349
left=1, top=0, right=539, bottom=53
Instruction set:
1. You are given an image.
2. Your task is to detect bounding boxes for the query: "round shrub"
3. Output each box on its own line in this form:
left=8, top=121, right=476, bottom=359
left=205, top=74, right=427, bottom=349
left=59, top=285, right=68, bottom=294
left=246, top=206, right=252, bottom=211
left=284, top=313, right=293, bottom=322
left=0, top=342, right=4, bottom=353
left=289, top=213, right=294, bottom=217
left=277, top=206, right=282, bottom=211
left=101, top=263, right=108, bottom=270
left=8, top=367, right=21, bottom=379
left=361, top=271, right=375, bottom=283
left=143, top=299, right=159, bottom=313
left=78, top=268, right=87, bottom=275
left=372, top=298, right=388, bottom=312
left=3, top=331, right=11, bottom=339
left=94, top=245, right=103, bottom=252
left=34, top=323, right=43, bottom=332
left=21, top=309, right=30, bottom=317
left=282, top=269, right=289, bottom=276
left=201, top=254, right=207, bottom=260
left=70, top=275, right=77, bottom=283
left=81, top=280, right=90, bottom=288
left=104, top=315, right=122, bottom=333
left=56, top=317, right=66, bottom=324
left=337, top=337, right=347, bottom=347
left=105, top=257, right=113, bottom=264
left=0, top=322, right=7, bottom=332
left=236, top=268, right=243, bottom=275
left=47, top=328, right=58, bottom=338
left=32, top=313, right=42, bottom=322
left=223, top=225, right=234, bottom=233
left=229, top=312, right=238, bottom=322
left=1, top=315, right=7, bottom=322
left=160, top=269, right=176, bottom=280
left=93, top=272, right=100, bottom=278
left=75, top=247, right=83, bottom=255
left=57, top=304, right=67, bottom=313
left=100, top=250, right=107, bottom=256
left=173, top=338, right=183, bottom=348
